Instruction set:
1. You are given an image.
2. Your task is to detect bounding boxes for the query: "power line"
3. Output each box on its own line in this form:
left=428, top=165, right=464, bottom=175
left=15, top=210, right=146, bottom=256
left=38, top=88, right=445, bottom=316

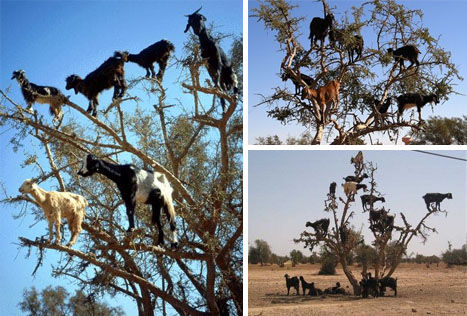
left=413, top=150, right=467, bottom=162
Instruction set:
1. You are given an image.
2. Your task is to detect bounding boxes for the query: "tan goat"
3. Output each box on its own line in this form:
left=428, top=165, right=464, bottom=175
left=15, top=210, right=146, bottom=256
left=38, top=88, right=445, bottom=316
left=19, top=179, right=87, bottom=247
left=301, top=80, right=340, bottom=120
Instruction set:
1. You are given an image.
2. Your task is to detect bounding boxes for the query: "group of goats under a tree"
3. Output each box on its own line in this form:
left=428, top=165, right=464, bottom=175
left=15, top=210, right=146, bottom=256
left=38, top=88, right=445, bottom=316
left=11, top=7, right=238, bottom=119
left=281, top=9, right=440, bottom=124
left=13, top=7, right=240, bottom=250
left=302, top=152, right=452, bottom=298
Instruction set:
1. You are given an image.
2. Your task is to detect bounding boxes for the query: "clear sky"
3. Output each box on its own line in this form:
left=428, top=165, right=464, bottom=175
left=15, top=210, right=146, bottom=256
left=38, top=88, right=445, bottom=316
left=248, top=150, right=467, bottom=257
left=0, top=1, right=242, bottom=315
left=248, top=0, right=467, bottom=144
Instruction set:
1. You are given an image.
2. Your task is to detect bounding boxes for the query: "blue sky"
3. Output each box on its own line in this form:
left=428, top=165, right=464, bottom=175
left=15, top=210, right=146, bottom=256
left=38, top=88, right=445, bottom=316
left=248, top=150, right=467, bottom=257
left=248, top=0, right=467, bottom=144
left=0, top=1, right=242, bottom=315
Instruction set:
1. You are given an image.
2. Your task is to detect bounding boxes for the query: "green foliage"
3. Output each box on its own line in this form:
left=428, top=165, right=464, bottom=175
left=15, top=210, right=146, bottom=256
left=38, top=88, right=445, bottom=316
left=18, top=286, right=124, bottom=316
left=410, top=116, right=467, bottom=144
left=289, top=249, right=306, bottom=266
left=442, top=244, right=467, bottom=266
left=249, top=239, right=272, bottom=265
left=318, top=247, right=337, bottom=275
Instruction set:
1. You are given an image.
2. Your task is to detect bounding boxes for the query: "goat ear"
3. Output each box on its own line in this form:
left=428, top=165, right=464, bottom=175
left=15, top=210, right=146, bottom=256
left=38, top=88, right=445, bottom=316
left=200, top=14, right=206, bottom=21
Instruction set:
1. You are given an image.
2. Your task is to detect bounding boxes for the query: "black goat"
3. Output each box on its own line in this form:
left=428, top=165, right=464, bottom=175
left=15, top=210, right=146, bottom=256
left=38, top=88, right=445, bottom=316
left=305, top=218, right=330, bottom=237
left=299, top=276, right=315, bottom=295
left=396, top=93, right=439, bottom=122
left=360, top=273, right=379, bottom=298
left=309, top=282, right=323, bottom=296
left=361, top=194, right=385, bottom=211
left=387, top=45, right=420, bottom=71
left=343, top=173, right=368, bottom=183
left=184, top=7, right=238, bottom=112
left=309, top=13, right=334, bottom=48
left=127, top=40, right=175, bottom=80
left=329, top=182, right=337, bottom=198
left=329, top=29, right=364, bottom=62
left=284, top=274, right=299, bottom=295
left=11, top=70, right=66, bottom=122
left=369, top=208, right=394, bottom=233
left=422, top=193, right=452, bottom=211
left=379, top=277, right=397, bottom=297
left=374, top=97, right=392, bottom=114
left=66, top=51, right=128, bottom=117
left=281, top=72, right=314, bottom=95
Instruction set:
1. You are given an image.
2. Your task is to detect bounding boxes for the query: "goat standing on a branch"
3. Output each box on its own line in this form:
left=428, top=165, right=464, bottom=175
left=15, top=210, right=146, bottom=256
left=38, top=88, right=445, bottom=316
left=77, top=154, right=178, bottom=248
left=301, top=80, right=340, bottom=121
left=184, top=7, right=238, bottom=112
left=127, top=39, right=175, bottom=80
left=422, top=193, right=452, bottom=211
left=11, top=70, right=66, bottom=122
left=309, top=13, right=334, bottom=49
left=19, top=179, right=87, bottom=247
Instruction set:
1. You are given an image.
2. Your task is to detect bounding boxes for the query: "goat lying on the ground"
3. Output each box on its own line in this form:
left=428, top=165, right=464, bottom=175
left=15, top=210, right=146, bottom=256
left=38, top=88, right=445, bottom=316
left=379, top=277, right=397, bottom=297
left=284, top=274, right=299, bottom=295
left=422, top=193, right=452, bottom=211
left=11, top=70, right=66, bottom=122
left=396, top=93, right=439, bottom=122
left=19, top=179, right=87, bottom=247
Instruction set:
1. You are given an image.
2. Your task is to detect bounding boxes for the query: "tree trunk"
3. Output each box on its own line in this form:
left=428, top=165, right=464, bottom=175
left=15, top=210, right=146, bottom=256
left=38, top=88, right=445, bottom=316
left=312, top=124, right=324, bottom=144
left=340, top=259, right=361, bottom=296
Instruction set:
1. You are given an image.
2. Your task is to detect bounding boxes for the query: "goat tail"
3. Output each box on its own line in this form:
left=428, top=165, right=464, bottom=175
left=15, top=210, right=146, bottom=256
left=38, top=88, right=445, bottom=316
left=163, top=196, right=178, bottom=245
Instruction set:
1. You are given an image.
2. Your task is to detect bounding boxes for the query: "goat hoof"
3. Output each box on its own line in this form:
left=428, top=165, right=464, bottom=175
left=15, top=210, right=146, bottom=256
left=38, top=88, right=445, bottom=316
left=170, top=242, right=178, bottom=249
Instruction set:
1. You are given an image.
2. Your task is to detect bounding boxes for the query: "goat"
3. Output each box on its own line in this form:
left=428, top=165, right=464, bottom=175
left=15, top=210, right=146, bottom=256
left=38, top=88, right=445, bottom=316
left=422, top=193, right=452, bottom=211
left=361, top=194, right=385, bottom=211
left=369, top=208, right=394, bottom=233
left=329, top=29, right=364, bottom=62
left=301, top=80, right=340, bottom=120
left=77, top=154, right=177, bottom=248
left=299, top=276, right=315, bottom=295
left=379, top=277, right=397, bottom=297
left=11, top=70, right=66, bottom=122
left=360, top=274, right=379, bottom=298
left=309, top=282, right=323, bottom=296
left=281, top=72, right=314, bottom=95
left=329, top=182, right=337, bottom=198
left=387, top=45, right=420, bottom=71
left=396, top=93, right=439, bottom=122
left=305, top=218, right=330, bottom=237
left=284, top=274, right=299, bottom=295
left=327, top=282, right=346, bottom=295
left=184, top=7, right=238, bottom=112
left=127, top=39, right=175, bottom=80
left=342, top=182, right=367, bottom=198
left=343, top=173, right=368, bottom=183
left=65, top=51, right=128, bottom=117
left=19, top=179, right=87, bottom=247
left=309, top=13, right=334, bottom=48
left=339, top=226, right=349, bottom=244
left=351, top=151, right=363, bottom=167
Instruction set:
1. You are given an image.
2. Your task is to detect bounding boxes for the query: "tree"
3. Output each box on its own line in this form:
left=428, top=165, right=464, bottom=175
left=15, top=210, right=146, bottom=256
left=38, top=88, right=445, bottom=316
left=442, top=244, right=467, bottom=266
left=354, top=243, right=378, bottom=275
left=249, top=239, right=272, bottom=265
left=294, top=151, right=451, bottom=295
left=318, top=246, right=337, bottom=275
left=251, top=0, right=462, bottom=144
left=1, top=29, right=242, bottom=316
left=410, top=116, right=467, bottom=144
left=18, top=286, right=124, bottom=316
left=289, top=249, right=305, bottom=266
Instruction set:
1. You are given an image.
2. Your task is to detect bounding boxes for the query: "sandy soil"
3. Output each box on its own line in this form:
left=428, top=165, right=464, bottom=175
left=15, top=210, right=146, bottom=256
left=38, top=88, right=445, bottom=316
left=248, top=263, right=467, bottom=316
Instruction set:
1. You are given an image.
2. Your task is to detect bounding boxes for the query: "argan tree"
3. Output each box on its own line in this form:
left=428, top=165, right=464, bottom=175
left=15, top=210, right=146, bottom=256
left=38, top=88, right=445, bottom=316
left=251, top=0, right=462, bottom=144
left=294, top=151, right=452, bottom=296
left=1, top=32, right=243, bottom=315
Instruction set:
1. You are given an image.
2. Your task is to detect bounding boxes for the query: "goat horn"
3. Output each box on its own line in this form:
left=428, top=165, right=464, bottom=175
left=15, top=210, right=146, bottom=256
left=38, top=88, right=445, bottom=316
left=194, top=6, right=202, bottom=14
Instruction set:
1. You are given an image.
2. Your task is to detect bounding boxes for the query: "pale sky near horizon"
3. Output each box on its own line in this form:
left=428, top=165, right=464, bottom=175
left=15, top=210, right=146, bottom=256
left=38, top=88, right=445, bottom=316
left=248, top=150, right=467, bottom=257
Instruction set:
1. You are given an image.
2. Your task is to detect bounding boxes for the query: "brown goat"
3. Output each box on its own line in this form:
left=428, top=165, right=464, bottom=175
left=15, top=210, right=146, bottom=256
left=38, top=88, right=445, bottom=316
left=301, top=80, right=340, bottom=120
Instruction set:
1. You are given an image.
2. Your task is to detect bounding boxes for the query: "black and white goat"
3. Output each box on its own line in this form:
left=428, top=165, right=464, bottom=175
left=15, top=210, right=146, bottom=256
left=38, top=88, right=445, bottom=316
left=184, top=7, right=238, bottom=111
left=284, top=274, right=300, bottom=295
left=361, top=194, right=385, bottom=211
left=11, top=70, right=66, bottom=122
left=66, top=51, right=128, bottom=117
left=396, top=93, right=439, bottom=122
left=343, top=173, right=368, bottom=183
left=379, top=276, right=397, bottom=297
left=422, top=193, right=452, bottom=211
left=127, top=39, right=175, bottom=80
left=387, top=45, right=420, bottom=71
left=309, top=13, right=334, bottom=48
left=305, top=218, right=330, bottom=237
left=281, top=72, right=314, bottom=95
left=77, top=154, right=177, bottom=248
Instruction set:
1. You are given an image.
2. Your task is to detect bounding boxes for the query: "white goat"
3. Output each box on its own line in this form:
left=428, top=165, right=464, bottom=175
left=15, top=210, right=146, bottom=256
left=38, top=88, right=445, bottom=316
left=19, top=179, right=87, bottom=247
left=342, top=181, right=367, bottom=197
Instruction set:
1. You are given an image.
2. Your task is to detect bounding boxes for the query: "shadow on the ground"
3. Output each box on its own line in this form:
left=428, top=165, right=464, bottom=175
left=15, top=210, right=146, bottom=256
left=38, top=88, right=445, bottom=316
left=264, top=292, right=362, bottom=304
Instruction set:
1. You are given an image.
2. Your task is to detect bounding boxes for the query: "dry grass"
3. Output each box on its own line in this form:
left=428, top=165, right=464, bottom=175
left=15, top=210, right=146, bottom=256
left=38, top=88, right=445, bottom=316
left=248, top=263, right=467, bottom=315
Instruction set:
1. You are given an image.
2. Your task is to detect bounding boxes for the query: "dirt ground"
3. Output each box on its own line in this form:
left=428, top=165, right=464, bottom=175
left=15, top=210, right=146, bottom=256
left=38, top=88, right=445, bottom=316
left=248, top=263, right=467, bottom=315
